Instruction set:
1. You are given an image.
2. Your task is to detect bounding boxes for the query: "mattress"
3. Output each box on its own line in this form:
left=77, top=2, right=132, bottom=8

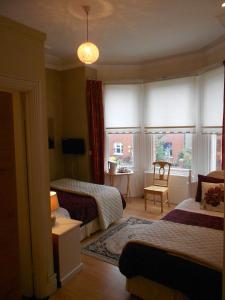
left=119, top=198, right=223, bottom=300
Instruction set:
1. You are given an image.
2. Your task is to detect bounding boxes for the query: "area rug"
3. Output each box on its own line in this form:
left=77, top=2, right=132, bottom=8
left=82, top=216, right=153, bottom=266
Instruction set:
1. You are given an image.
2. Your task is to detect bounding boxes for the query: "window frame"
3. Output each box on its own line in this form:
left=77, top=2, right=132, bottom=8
left=113, top=142, right=124, bottom=155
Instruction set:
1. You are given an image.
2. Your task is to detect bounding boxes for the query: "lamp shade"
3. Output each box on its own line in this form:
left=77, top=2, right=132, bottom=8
left=77, top=41, right=99, bottom=64
left=50, top=191, right=59, bottom=212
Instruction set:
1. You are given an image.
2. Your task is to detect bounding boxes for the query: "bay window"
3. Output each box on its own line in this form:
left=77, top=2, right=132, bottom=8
left=104, top=65, right=224, bottom=179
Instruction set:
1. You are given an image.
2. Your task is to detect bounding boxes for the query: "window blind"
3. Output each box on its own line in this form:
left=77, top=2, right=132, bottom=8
left=200, top=66, right=224, bottom=134
left=104, top=84, right=141, bottom=133
left=144, top=77, right=196, bottom=133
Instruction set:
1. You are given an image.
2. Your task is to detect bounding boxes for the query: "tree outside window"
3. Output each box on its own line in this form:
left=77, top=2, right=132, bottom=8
left=154, top=134, right=192, bottom=169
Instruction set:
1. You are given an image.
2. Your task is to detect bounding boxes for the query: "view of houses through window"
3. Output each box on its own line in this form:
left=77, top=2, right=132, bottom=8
left=211, top=134, right=222, bottom=171
left=107, top=133, right=222, bottom=172
left=154, top=133, right=192, bottom=169
left=216, top=135, right=222, bottom=170
left=108, top=134, right=134, bottom=169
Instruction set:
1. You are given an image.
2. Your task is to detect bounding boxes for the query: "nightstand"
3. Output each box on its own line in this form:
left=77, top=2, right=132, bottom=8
left=52, top=217, right=83, bottom=286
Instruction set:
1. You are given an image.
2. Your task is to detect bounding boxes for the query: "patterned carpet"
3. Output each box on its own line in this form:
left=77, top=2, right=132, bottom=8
left=82, top=217, right=153, bottom=265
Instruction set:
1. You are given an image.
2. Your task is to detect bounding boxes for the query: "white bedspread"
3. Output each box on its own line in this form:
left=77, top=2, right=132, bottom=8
left=50, top=178, right=123, bottom=230
left=130, top=220, right=223, bottom=271
left=176, top=198, right=224, bottom=218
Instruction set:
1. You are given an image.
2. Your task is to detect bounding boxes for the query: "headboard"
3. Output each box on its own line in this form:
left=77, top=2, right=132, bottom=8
left=190, top=170, right=224, bottom=197
left=207, top=170, right=224, bottom=179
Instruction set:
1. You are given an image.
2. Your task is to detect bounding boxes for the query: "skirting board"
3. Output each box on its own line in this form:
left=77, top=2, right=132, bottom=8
left=60, top=263, right=83, bottom=286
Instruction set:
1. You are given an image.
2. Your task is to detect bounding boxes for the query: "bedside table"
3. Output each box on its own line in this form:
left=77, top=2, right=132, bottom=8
left=52, top=217, right=83, bottom=286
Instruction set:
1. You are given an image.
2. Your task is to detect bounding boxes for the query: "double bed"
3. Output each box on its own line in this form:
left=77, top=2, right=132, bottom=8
left=50, top=178, right=126, bottom=240
left=119, top=171, right=224, bottom=300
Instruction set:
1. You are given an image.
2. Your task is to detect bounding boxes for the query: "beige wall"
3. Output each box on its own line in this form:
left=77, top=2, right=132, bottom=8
left=46, top=68, right=64, bottom=180
left=0, top=17, right=45, bottom=81
left=59, top=66, right=97, bottom=182
left=0, top=15, right=56, bottom=298
left=45, top=65, right=97, bottom=182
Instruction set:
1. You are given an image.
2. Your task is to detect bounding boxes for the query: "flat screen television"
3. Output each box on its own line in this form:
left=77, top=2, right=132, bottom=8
left=62, top=138, right=85, bottom=155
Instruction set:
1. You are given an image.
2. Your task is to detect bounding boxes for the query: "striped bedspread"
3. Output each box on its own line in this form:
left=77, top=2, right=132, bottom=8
left=50, top=178, right=123, bottom=230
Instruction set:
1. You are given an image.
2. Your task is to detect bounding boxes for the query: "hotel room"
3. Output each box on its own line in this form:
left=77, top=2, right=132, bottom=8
left=0, top=1, right=225, bottom=299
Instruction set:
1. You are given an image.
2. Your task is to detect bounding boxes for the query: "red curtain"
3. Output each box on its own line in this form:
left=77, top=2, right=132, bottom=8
left=86, top=80, right=105, bottom=184
left=222, top=61, right=225, bottom=170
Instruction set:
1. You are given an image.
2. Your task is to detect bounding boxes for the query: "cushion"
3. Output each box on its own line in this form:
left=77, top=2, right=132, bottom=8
left=201, top=182, right=224, bottom=212
left=195, top=174, right=224, bottom=202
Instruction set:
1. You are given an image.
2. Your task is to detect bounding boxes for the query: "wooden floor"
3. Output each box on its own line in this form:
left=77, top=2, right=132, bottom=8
left=49, top=197, right=174, bottom=300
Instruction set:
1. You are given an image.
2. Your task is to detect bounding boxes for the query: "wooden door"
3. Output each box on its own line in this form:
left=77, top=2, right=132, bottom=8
left=0, top=91, right=21, bottom=299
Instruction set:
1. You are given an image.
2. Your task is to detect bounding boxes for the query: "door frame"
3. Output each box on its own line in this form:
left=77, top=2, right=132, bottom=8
left=0, top=74, right=57, bottom=298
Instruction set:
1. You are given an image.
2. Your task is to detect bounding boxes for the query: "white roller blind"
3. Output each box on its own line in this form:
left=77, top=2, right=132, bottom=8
left=144, top=77, right=196, bottom=132
left=104, top=84, right=141, bottom=132
left=201, top=66, right=224, bottom=133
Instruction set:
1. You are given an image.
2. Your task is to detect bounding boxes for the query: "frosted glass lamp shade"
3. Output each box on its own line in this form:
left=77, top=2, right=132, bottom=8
left=77, top=42, right=99, bottom=64
left=50, top=191, right=59, bottom=212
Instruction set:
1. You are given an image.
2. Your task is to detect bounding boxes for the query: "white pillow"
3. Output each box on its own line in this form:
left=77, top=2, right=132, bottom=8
left=201, top=182, right=224, bottom=212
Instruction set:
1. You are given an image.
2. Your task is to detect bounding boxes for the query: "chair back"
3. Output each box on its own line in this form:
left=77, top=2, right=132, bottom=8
left=153, top=161, right=171, bottom=187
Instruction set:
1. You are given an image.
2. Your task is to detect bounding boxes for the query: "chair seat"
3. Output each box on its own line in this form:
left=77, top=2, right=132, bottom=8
left=144, top=185, right=168, bottom=193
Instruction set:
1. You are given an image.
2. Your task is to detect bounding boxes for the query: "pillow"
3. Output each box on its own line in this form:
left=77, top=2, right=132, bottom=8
left=195, top=174, right=224, bottom=202
left=201, top=182, right=224, bottom=212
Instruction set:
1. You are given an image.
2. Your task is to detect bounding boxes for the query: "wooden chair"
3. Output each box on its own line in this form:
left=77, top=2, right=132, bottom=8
left=144, top=161, right=171, bottom=213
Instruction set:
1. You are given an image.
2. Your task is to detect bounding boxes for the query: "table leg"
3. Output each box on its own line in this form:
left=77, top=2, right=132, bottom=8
left=126, top=174, right=131, bottom=198
left=110, top=175, right=114, bottom=186
left=144, top=192, right=147, bottom=211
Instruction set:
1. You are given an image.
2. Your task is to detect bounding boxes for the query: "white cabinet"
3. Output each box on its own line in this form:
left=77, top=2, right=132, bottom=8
left=52, top=217, right=83, bottom=286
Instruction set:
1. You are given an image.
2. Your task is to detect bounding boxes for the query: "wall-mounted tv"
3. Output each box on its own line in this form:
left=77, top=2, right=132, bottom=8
left=62, top=138, right=85, bottom=155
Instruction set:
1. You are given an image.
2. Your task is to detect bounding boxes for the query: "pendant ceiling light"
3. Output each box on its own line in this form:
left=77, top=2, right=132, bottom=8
left=77, top=6, right=99, bottom=64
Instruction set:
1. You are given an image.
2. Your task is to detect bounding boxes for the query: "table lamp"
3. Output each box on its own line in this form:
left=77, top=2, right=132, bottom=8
left=50, top=191, right=59, bottom=226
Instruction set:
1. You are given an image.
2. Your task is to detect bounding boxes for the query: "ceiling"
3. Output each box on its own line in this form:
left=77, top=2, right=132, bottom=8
left=0, top=0, right=225, bottom=66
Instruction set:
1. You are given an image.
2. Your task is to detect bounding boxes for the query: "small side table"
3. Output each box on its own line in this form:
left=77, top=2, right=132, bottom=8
left=106, top=171, right=134, bottom=198
left=52, top=217, right=83, bottom=286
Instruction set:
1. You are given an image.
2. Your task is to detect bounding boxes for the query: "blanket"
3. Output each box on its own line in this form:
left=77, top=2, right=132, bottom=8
left=50, top=178, right=123, bottom=230
left=119, top=200, right=224, bottom=300
left=163, top=208, right=224, bottom=230
left=125, top=219, right=223, bottom=271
